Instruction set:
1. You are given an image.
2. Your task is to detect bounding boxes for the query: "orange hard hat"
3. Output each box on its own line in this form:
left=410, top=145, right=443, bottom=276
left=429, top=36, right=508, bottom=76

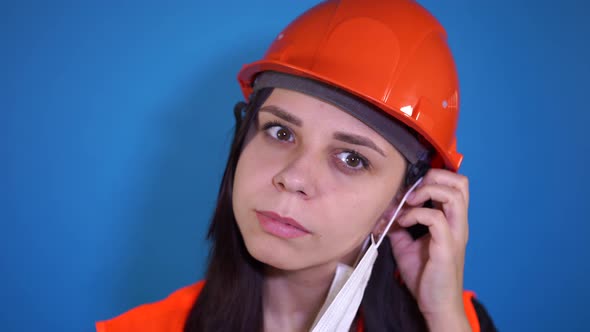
left=238, top=0, right=463, bottom=171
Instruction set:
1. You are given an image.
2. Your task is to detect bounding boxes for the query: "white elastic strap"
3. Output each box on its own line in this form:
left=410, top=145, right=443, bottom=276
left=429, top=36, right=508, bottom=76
left=376, top=177, right=424, bottom=247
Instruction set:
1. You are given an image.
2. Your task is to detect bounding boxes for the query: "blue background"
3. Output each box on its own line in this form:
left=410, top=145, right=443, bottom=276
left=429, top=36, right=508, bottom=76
left=2, top=1, right=588, bottom=331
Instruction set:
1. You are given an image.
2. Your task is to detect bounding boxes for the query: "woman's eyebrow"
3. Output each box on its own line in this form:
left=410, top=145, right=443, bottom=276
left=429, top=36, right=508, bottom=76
left=259, top=105, right=385, bottom=156
left=333, top=132, right=386, bottom=157
left=259, top=105, right=302, bottom=127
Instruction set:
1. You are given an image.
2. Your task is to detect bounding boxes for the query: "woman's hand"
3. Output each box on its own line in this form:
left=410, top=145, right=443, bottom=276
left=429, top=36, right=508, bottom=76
left=387, top=169, right=471, bottom=331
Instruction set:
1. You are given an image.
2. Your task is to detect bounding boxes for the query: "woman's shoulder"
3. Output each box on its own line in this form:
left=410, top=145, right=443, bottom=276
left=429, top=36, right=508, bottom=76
left=95, top=280, right=205, bottom=332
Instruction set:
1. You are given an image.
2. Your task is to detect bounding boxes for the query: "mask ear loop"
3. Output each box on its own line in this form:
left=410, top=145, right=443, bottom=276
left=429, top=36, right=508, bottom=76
left=375, top=177, right=424, bottom=247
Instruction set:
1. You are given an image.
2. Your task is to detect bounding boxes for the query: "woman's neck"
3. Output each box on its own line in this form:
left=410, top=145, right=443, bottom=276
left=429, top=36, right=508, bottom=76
left=261, top=243, right=364, bottom=332
left=262, top=263, right=337, bottom=332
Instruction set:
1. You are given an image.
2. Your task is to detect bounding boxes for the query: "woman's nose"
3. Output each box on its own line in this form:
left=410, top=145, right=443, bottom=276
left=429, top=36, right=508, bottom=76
left=272, top=153, right=318, bottom=198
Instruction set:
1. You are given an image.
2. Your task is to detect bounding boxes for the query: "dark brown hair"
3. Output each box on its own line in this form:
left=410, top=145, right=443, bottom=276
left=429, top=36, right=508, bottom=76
left=183, top=88, right=430, bottom=332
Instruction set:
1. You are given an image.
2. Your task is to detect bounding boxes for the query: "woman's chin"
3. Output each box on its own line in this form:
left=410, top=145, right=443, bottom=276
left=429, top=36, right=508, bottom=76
left=243, top=238, right=308, bottom=271
left=248, top=246, right=294, bottom=271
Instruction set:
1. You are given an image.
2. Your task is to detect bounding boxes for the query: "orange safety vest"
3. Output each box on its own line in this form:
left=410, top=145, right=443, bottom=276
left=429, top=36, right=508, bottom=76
left=96, top=281, right=480, bottom=332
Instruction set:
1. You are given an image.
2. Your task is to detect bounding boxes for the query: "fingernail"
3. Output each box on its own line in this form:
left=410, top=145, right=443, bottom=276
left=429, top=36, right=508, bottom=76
left=407, top=192, right=416, bottom=202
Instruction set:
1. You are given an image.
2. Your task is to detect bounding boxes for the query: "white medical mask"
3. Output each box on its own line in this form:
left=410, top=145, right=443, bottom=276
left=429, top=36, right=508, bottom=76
left=310, top=178, right=424, bottom=332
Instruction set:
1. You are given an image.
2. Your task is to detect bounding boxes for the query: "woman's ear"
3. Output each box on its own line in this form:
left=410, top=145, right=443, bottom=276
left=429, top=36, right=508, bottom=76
left=372, top=192, right=408, bottom=236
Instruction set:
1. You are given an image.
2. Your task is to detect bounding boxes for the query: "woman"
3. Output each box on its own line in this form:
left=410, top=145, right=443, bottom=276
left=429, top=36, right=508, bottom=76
left=97, top=0, right=497, bottom=331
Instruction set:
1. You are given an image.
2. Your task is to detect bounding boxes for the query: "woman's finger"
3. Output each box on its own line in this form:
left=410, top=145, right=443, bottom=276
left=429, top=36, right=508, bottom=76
left=388, top=221, right=419, bottom=251
left=406, top=183, right=468, bottom=243
left=396, top=207, right=455, bottom=262
left=420, top=169, right=470, bottom=207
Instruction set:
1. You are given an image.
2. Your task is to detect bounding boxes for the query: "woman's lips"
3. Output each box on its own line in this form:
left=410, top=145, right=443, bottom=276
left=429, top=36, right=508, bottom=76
left=256, top=210, right=311, bottom=239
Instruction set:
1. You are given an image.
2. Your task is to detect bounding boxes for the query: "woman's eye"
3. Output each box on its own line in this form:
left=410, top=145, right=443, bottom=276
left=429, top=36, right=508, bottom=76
left=264, top=123, right=294, bottom=142
left=336, top=151, right=369, bottom=171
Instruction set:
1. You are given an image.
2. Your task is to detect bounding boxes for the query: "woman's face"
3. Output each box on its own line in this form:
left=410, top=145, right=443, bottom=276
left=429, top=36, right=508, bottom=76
left=233, top=88, right=407, bottom=271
